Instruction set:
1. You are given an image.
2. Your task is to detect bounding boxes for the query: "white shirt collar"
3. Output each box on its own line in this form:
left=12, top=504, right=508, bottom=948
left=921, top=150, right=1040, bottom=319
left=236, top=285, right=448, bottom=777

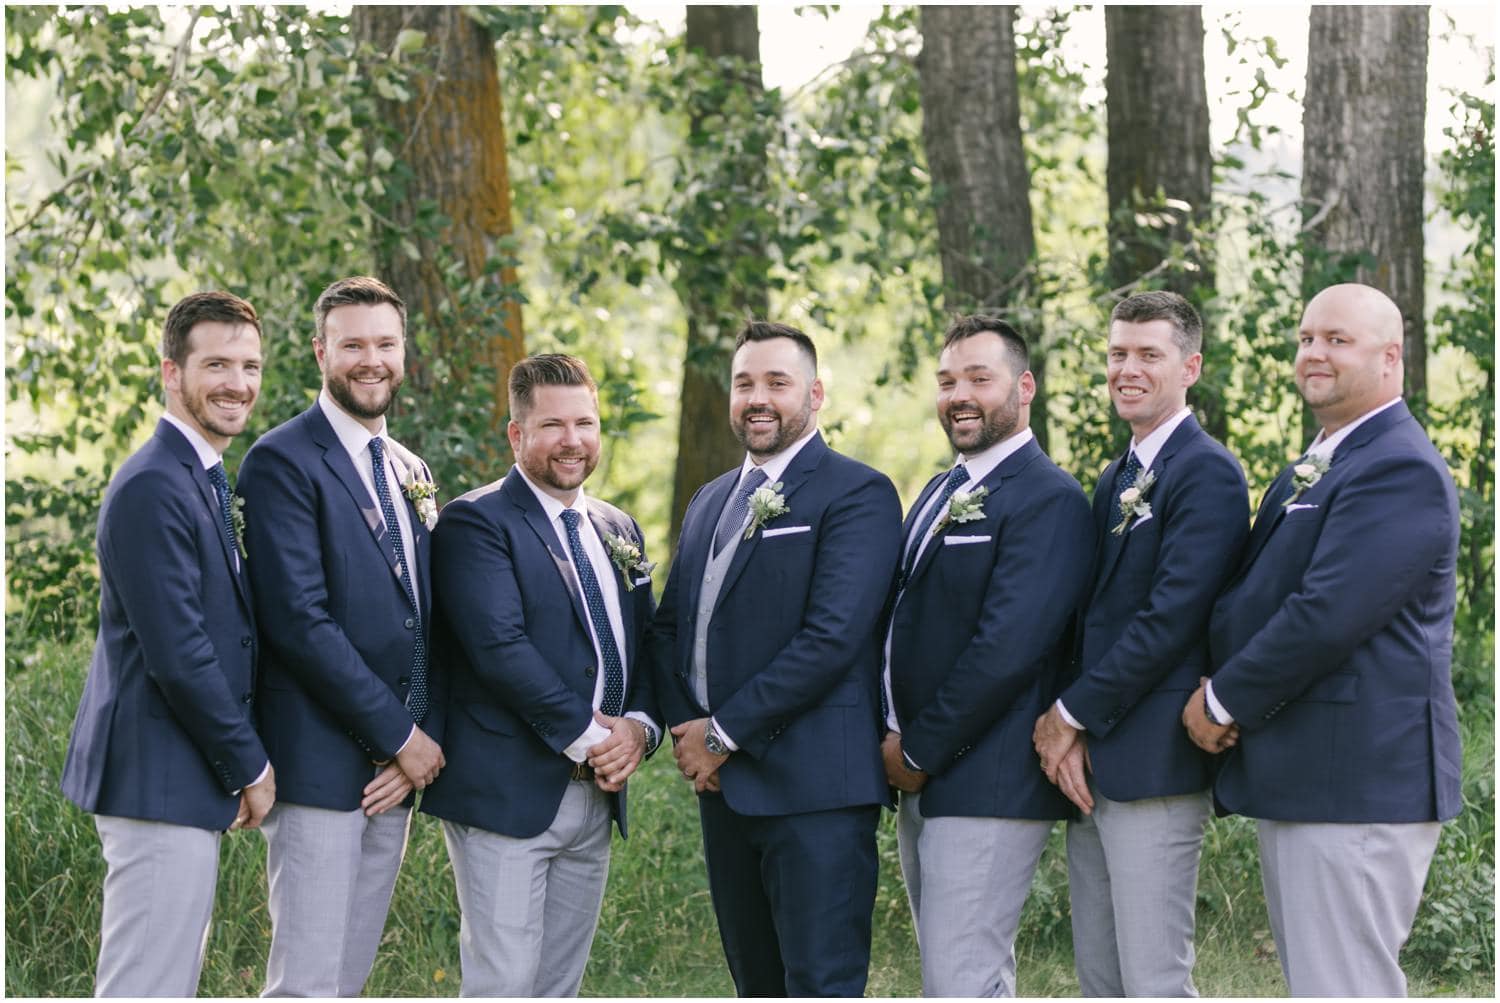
left=514, top=463, right=592, bottom=527
left=1129, top=406, right=1194, bottom=471
left=318, top=389, right=388, bottom=459
left=161, top=412, right=223, bottom=471
left=956, top=426, right=1034, bottom=486
left=1307, top=396, right=1403, bottom=460
left=739, top=424, right=820, bottom=487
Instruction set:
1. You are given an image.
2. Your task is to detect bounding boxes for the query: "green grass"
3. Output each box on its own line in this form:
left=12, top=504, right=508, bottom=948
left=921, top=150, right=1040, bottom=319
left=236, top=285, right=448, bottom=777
left=7, top=632, right=1494, bottom=996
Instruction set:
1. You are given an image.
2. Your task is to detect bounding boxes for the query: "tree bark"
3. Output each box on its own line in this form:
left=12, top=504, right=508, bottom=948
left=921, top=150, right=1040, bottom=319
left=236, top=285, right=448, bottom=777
left=1302, top=6, right=1428, bottom=421
left=917, top=6, right=1047, bottom=449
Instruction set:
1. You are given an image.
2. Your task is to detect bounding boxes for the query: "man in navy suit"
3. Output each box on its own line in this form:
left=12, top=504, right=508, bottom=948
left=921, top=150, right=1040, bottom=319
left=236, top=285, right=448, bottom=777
left=61, top=291, right=275, bottom=996
left=420, top=354, right=660, bottom=995
left=238, top=276, right=445, bottom=996
left=1183, top=283, right=1462, bottom=996
left=882, top=315, right=1093, bottom=996
left=649, top=321, right=902, bottom=996
left=1031, top=292, right=1248, bottom=996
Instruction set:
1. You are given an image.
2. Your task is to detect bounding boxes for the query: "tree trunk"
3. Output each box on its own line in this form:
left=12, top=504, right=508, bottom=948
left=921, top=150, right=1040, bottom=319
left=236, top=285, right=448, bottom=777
left=1302, top=5, right=1428, bottom=431
left=353, top=7, right=524, bottom=470
left=667, top=5, right=770, bottom=549
left=917, top=6, right=1046, bottom=450
left=1105, top=6, right=1222, bottom=438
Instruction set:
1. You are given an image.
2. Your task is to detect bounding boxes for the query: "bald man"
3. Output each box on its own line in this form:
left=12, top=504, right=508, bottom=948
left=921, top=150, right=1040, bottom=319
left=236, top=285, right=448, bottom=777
left=1183, top=284, right=1462, bottom=996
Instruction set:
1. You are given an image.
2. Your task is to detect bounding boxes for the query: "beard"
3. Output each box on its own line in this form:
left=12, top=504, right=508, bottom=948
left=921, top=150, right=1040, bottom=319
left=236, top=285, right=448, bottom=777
left=326, top=367, right=402, bottom=421
left=940, top=387, right=1020, bottom=454
left=732, top=398, right=813, bottom=458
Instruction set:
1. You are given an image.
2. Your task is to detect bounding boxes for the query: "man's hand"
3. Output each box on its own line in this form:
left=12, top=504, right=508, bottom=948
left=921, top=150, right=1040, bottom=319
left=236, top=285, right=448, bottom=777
left=1183, top=678, right=1240, bottom=754
left=670, top=718, right=728, bottom=794
left=1033, top=704, right=1082, bottom=784
left=233, top=765, right=277, bottom=830
left=362, top=762, right=415, bottom=816
left=396, top=725, right=445, bottom=788
left=588, top=711, right=647, bottom=793
left=881, top=730, right=928, bottom=793
left=1053, top=741, right=1094, bottom=815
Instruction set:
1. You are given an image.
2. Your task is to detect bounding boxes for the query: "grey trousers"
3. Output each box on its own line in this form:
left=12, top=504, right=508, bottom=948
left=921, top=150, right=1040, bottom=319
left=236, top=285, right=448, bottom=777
left=260, top=801, right=412, bottom=997
left=443, top=780, right=613, bottom=997
left=1259, top=818, right=1441, bottom=997
left=1066, top=784, right=1211, bottom=996
left=94, top=815, right=221, bottom=997
left=898, top=792, right=1054, bottom=997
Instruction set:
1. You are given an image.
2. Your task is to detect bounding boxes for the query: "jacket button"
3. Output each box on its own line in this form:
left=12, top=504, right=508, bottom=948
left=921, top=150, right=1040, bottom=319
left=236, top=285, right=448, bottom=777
left=241, top=636, right=252, bottom=647
left=584, top=665, right=596, bottom=678
left=398, top=676, right=409, bottom=686
left=404, top=617, right=415, bottom=629
left=241, top=692, right=253, bottom=704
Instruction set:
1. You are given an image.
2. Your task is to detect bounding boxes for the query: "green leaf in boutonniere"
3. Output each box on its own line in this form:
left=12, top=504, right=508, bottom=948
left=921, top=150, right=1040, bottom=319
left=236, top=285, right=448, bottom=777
left=1282, top=453, right=1330, bottom=508
left=934, top=486, right=988, bottom=533
left=231, top=495, right=248, bottom=559
left=1111, top=469, right=1157, bottom=536
left=603, top=531, right=655, bottom=591
left=743, top=481, right=790, bottom=541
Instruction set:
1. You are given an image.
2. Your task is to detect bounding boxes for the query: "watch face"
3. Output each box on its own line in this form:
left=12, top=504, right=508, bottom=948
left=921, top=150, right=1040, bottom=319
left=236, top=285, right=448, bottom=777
left=705, top=728, right=728, bottom=756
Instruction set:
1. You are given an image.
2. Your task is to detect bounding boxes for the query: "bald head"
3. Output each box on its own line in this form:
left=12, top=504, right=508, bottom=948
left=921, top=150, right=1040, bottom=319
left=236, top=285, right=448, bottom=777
left=1304, top=283, right=1405, bottom=346
left=1295, top=283, right=1405, bottom=435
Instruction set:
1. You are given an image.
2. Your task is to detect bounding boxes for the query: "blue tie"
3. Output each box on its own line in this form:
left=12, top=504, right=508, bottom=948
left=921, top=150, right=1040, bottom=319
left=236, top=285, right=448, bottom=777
left=902, top=464, right=970, bottom=579
left=1109, top=451, right=1143, bottom=529
left=561, top=509, right=625, bottom=718
left=368, top=436, right=428, bottom=724
left=713, top=467, right=769, bottom=557
left=206, top=462, right=239, bottom=566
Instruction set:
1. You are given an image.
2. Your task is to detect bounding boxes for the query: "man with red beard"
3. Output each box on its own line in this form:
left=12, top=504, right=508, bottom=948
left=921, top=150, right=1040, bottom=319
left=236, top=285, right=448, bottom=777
left=882, top=315, right=1092, bottom=996
left=238, top=276, right=445, bottom=996
left=650, top=321, right=902, bottom=996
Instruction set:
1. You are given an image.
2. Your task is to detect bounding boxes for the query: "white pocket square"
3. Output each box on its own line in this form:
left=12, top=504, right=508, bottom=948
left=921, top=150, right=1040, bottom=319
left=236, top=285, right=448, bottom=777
left=632, top=575, right=653, bottom=586
left=1285, top=503, right=1320, bottom=513
left=1128, top=513, right=1155, bottom=531
left=762, top=525, right=812, bottom=538
left=943, top=534, right=992, bottom=545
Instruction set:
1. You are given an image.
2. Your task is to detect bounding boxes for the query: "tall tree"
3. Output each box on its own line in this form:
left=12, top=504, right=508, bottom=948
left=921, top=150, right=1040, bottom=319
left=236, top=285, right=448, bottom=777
left=353, top=7, right=525, bottom=472
left=916, top=6, right=1047, bottom=448
left=1301, top=7, right=1429, bottom=420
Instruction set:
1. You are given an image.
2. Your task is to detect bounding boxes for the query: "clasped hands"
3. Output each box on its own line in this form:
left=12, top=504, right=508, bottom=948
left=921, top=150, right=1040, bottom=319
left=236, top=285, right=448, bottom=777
left=669, top=718, right=726, bottom=794
left=361, top=724, right=445, bottom=817
left=1182, top=677, right=1239, bottom=754
left=1032, top=706, right=1094, bottom=814
left=586, top=711, right=649, bottom=793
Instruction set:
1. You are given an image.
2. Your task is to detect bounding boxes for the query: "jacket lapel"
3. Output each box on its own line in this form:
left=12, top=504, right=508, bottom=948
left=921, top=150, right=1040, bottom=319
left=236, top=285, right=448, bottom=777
left=716, top=434, right=827, bottom=603
left=505, top=470, right=592, bottom=639
left=588, top=507, right=640, bottom=665
left=306, top=406, right=401, bottom=583
left=1092, top=416, right=1201, bottom=595
left=156, top=421, right=254, bottom=611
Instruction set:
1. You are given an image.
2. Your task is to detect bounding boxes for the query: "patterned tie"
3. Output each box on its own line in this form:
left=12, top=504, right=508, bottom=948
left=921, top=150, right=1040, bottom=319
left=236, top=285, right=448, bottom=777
left=902, top=463, right=970, bottom=579
left=712, top=467, right=769, bottom=557
left=368, top=436, right=428, bottom=723
left=1108, top=451, right=1143, bottom=529
left=206, top=462, right=239, bottom=566
left=561, top=509, right=625, bottom=718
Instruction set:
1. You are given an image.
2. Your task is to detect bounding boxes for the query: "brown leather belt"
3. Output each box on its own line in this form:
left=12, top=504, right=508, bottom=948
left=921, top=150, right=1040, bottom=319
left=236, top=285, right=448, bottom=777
left=569, top=762, right=596, bottom=782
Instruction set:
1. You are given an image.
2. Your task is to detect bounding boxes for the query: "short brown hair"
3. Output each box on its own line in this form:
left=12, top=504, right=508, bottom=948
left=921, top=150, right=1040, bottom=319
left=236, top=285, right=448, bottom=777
left=734, top=320, right=818, bottom=375
left=508, top=353, right=598, bottom=422
left=314, top=276, right=406, bottom=343
left=1110, top=291, right=1202, bottom=356
left=161, top=291, right=260, bottom=365
left=942, top=314, right=1029, bottom=375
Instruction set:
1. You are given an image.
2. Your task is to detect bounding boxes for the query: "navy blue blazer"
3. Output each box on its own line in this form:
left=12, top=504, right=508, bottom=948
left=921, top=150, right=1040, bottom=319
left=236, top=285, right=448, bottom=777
left=1062, top=415, right=1249, bottom=801
left=649, top=433, right=902, bottom=816
left=1209, top=402, right=1462, bottom=823
left=61, top=419, right=267, bottom=831
left=238, top=404, right=440, bottom=811
left=888, top=438, right=1093, bottom=820
left=419, top=469, right=658, bottom=839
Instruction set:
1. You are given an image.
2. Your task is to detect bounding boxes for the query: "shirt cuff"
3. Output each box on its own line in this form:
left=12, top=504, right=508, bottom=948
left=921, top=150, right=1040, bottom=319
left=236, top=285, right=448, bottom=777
left=1054, top=698, right=1083, bottom=730
left=902, top=748, right=923, bottom=773
left=563, top=720, right=613, bottom=763
left=233, top=760, right=273, bottom=796
left=1204, top=680, right=1234, bottom=725
left=709, top=716, right=739, bottom=753
left=624, top=711, right=661, bottom=754
left=394, top=723, right=417, bottom=758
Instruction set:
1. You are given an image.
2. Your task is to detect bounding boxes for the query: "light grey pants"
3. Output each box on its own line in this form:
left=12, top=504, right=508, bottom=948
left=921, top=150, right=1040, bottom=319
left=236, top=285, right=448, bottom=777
left=94, top=814, right=221, bottom=997
left=1066, top=784, right=1211, bottom=996
left=260, top=801, right=412, bottom=997
left=898, top=792, right=1054, bottom=997
left=443, top=780, right=613, bottom=997
left=1259, top=818, right=1441, bottom=997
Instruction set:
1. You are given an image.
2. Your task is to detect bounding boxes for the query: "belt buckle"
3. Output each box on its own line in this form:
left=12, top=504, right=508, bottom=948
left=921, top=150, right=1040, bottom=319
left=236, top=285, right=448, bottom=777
left=569, top=762, right=595, bottom=782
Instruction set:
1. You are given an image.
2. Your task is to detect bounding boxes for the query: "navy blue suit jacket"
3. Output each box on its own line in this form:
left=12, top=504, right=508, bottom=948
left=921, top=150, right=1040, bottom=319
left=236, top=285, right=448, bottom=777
left=238, top=404, right=439, bottom=811
left=1062, top=416, right=1249, bottom=801
left=62, top=419, right=267, bottom=831
left=649, top=433, right=902, bottom=816
left=1209, top=402, right=1462, bottom=823
left=419, top=470, right=658, bottom=839
left=888, top=438, right=1093, bottom=820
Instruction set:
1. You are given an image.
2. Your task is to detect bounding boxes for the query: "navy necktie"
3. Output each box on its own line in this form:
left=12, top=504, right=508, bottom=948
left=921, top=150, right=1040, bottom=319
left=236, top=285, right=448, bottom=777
left=561, top=508, right=625, bottom=718
left=713, top=467, right=769, bottom=557
left=369, top=436, right=428, bottom=723
left=903, top=464, right=970, bottom=578
left=1109, top=451, right=1143, bottom=529
left=206, top=462, right=239, bottom=566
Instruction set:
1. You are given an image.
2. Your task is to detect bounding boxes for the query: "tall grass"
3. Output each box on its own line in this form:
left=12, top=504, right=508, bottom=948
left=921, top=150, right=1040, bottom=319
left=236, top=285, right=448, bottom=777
left=6, top=631, right=1493, bottom=996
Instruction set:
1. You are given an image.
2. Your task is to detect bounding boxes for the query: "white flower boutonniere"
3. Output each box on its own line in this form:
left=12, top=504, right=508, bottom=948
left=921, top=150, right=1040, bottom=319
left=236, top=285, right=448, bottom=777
left=743, top=481, right=789, bottom=541
left=231, top=495, right=248, bottom=559
left=603, top=531, right=656, bottom=591
left=935, top=486, right=988, bottom=533
left=1111, top=469, right=1157, bottom=536
left=385, top=438, right=439, bottom=530
left=1282, top=453, right=1331, bottom=508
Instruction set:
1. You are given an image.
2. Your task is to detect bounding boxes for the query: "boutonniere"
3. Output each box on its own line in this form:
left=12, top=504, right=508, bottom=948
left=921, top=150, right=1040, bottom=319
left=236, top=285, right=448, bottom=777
left=603, top=531, right=656, bottom=591
left=1111, top=469, right=1157, bottom=536
left=231, top=495, right=248, bottom=559
left=743, top=481, right=789, bottom=540
left=1282, top=453, right=1331, bottom=508
left=934, top=486, right=988, bottom=532
left=385, top=438, right=439, bottom=530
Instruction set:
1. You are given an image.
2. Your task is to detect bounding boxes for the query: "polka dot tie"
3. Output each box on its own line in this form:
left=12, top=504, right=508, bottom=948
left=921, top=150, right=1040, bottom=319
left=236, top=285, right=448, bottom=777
left=713, top=467, right=769, bottom=558
left=206, top=462, right=239, bottom=566
left=902, top=463, right=970, bottom=581
left=1109, top=451, right=1143, bottom=530
left=368, top=436, right=428, bottom=724
left=561, top=509, right=625, bottom=718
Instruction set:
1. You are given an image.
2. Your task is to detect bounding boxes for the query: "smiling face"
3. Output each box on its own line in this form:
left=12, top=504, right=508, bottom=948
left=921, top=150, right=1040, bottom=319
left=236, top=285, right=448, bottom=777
left=316, top=302, right=406, bottom=431
left=508, top=383, right=601, bottom=503
left=729, top=336, right=823, bottom=460
left=1294, top=284, right=1404, bottom=435
left=163, top=320, right=262, bottom=452
left=1107, top=318, right=1201, bottom=441
left=936, top=331, right=1033, bottom=455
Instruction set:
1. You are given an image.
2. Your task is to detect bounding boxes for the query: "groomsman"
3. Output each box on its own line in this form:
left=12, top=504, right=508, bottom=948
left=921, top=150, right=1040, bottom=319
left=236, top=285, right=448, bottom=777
left=420, top=354, right=661, bottom=996
left=238, top=276, right=444, bottom=996
left=61, top=291, right=275, bottom=996
left=1032, top=292, right=1248, bottom=996
left=883, top=315, right=1093, bottom=997
left=1183, top=283, right=1462, bottom=996
left=650, top=321, right=902, bottom=996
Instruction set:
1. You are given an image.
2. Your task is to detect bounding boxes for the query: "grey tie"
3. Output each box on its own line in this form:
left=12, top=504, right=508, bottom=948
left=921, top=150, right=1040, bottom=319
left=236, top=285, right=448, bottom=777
left=712, top=467, right=769, bottom=557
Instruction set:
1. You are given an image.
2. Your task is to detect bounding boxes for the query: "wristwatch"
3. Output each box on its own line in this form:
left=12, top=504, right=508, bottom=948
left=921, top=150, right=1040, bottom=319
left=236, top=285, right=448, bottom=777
left=704, top=720, right=730, bottom=757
